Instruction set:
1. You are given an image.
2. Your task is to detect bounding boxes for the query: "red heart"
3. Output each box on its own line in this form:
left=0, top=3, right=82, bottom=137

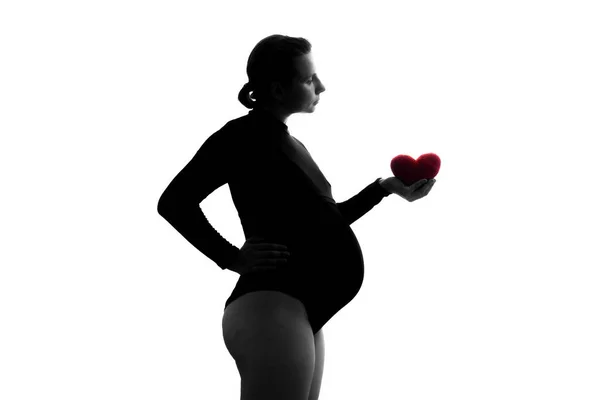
left=390, top=153, right=441, bottom=186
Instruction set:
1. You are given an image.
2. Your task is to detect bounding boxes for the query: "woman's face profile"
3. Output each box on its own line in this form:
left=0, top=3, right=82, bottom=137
left=277, top=52, right=327, bottom=115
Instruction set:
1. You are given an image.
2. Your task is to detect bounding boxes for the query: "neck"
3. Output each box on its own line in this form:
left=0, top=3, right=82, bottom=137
left=255, top=104, right=291, bottom=125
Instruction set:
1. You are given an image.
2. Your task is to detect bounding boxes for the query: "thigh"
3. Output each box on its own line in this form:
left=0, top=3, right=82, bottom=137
left=222, top=291, right=315, bottom=400
left=309, top=328, right=325, bottom=400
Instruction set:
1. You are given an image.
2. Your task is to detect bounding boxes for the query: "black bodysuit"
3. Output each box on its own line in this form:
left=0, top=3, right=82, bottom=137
left=160, top=108, right=391, bottom=335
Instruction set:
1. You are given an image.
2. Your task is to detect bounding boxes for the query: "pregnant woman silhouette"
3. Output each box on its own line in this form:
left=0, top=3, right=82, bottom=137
left=157, top=34, right=435, bottom=400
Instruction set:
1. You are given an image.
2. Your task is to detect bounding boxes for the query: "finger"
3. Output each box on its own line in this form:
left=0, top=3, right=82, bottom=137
left=265, top=249, right=291, bottom=258
left=411, top=179, right=428, bottom=190
left=252, top=253, right=287, bottom=268
left=410, top=184, right=428, bottom=196
left=253, top=243, right=289, bottom=251
left=256, top=260, right=283, bottom=267
left=252, top=266, right=278, bottom=272
left=252, top=249, right=290, bottom=262
left=418, top=182, right=434, bottom=197
left=253, top=256, right=288, bottom=270
left=425, top=180, right=436, bottom=194
left=411, top=184, right=429, bottom=199
left=418, top=179, right=434, bottom=189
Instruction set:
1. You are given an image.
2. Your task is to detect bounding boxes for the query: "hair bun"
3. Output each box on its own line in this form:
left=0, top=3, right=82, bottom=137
left=245, top=82, right=256, bottom=102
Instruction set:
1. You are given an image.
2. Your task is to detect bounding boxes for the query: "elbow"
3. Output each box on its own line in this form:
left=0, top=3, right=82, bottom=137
left=157, top=193, right=175, bottom=219
left=158, top=193, right=198, bottom=220
left=157, top=200, right=167, bottom=218
left=157, top=202, right=168, bottom=219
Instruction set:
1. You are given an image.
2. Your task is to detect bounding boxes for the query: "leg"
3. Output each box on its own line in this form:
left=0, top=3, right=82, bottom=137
left=222, top=291, right=315, bottom=400
left=308, top=328, right=325, bottom=400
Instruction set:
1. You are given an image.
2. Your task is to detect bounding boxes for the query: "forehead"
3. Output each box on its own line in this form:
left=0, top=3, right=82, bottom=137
left=293, top=53, right=316, bottom=78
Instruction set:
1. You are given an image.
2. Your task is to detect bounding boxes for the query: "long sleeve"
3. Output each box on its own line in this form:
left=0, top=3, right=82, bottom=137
left=336, top=177, right=391, bottom=226
left=157, top=125, right=240, bottom=270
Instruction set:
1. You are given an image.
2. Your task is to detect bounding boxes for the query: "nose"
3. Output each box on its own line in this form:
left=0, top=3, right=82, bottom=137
left=316, top=78, right=326, bottom=94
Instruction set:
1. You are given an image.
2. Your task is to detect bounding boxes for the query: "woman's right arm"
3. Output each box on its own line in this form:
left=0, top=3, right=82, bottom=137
left=157, top=129, right=240, bottom=270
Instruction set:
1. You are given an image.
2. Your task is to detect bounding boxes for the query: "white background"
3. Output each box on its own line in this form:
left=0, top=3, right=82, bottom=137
left=1, top=0, right=599, bottom=399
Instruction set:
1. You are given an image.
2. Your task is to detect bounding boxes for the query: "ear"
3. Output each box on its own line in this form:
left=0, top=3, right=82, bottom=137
left=270, top=81, right=286, bottom=103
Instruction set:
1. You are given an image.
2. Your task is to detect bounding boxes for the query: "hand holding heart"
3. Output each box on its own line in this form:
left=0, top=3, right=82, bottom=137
left=380, top=153, right=440, bottom=202
left=381, top=176, right=436, bottom=202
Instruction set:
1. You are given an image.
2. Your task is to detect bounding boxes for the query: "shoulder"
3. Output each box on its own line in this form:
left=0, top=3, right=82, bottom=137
left=202, top=113, right=253, bottom=149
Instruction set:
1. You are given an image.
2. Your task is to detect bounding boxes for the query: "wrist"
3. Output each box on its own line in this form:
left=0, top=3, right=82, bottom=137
left=377, top=178, right=391, bottom=195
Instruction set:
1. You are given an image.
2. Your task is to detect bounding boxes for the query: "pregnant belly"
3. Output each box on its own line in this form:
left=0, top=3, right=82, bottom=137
left=233, top=222, right=365, bottom=322
left=285, top=223, right=365, bottom=294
